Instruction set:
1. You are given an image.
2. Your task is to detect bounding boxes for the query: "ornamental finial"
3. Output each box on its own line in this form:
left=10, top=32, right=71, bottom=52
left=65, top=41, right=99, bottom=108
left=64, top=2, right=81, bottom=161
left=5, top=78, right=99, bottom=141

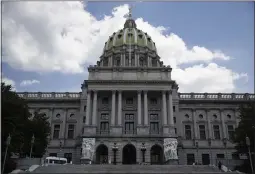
left=128, top=5, right=132, bottom=19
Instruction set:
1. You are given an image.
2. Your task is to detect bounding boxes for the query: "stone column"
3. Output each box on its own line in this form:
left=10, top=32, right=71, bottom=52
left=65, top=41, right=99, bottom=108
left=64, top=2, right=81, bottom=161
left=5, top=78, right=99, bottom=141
left=92, top=91, right=98, bottom=126
left=117, top=91, right=122, bottom=126
left=111, top=91, right=116, bottom=126
left=220, top=109, right=227, bottom=139
left=192, top=109, right=198, bottom=139
left=206, top=109, right=212, bottom=139
left=162, top=91, right=167, bottom=125
left=168, top=90, right=174, bottom=126
left=85, top=90, right=91, bottom=125
left=144, top=91, right=148, bottom=125
left=138, top=91, right=142, bottom=125
left=61, top=109, right=67, bottom=139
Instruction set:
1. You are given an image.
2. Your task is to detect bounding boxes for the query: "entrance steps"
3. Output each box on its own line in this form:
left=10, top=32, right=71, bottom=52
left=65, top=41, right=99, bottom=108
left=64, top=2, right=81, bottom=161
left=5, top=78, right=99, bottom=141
left=32, top=164, right=239, bottom=173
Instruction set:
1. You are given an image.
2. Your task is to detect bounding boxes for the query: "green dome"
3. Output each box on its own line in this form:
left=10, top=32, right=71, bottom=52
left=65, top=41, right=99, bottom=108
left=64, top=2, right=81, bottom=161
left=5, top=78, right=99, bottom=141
left=104, top=19, right=157, bottom=52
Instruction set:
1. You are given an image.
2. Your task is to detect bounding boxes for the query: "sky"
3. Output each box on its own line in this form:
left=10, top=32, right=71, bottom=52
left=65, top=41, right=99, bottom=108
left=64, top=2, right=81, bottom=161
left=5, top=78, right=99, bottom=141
left=1, top=1, right=254, bottom=93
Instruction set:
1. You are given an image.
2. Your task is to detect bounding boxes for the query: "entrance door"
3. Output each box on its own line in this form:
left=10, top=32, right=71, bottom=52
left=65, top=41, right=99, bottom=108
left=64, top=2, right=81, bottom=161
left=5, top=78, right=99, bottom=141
left=96, top=144, right=108, bottom=164
left=202, top=154, right=210, bottom=165
left=122, top=144, right=136, bottom=164
left=150, top=145, right=163, bottom=164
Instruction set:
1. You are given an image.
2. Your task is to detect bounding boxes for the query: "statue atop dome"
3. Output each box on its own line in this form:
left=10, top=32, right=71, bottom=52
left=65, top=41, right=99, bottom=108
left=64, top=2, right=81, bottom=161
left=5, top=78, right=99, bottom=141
left=124, top=5, right=136, bottom=29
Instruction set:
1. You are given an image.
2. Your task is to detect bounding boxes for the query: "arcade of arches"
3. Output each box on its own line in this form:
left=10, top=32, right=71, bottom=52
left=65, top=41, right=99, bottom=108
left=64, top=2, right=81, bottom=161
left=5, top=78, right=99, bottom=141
left=95, top=144, right=164, bottom=164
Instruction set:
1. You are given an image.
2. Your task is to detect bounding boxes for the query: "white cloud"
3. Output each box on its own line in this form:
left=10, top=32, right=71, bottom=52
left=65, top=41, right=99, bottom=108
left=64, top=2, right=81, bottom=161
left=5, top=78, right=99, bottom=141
left=2, top=2, right=248, bottom=92
left=20, top=79, right=40, bottom=86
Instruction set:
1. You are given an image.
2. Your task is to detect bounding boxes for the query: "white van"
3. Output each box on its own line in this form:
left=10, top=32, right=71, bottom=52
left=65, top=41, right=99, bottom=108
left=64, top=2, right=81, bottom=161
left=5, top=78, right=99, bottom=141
left=44, top=156, right=67, bottom=165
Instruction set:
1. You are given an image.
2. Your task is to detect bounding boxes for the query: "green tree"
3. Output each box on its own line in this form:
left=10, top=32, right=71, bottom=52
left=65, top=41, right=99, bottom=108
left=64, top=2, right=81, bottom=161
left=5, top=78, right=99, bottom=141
left=1, top=82, right=50, bottom=173
left=22, top=112, right=51, bottom=158
left=233, top=101, right=255, bottom=174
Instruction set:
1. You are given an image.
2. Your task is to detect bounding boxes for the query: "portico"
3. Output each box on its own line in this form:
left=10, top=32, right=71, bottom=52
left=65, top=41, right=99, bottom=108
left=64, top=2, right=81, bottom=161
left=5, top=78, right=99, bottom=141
left=83, top=87, right=175, bottom=136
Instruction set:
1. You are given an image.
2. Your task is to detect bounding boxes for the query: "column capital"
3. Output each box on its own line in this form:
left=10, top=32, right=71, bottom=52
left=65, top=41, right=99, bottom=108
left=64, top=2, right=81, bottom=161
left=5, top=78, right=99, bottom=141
left=112, top=90, right=116, bottom=94
left=143, top=90, right=148, bottom=94
left=137, top=90, right=142, bottom=94
left=92, top=90, right=97, bottom=93
left=118, top=90, right=122, bottom=93
left=168, top=90, right=172, bottom=95
left=162, top=90, right=167, bottom=94
left=87, top=89, right=91, bottom=93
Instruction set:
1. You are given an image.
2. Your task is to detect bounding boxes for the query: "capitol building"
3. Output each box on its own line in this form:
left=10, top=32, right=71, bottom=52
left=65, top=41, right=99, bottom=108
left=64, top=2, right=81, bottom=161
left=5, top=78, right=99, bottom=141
left=17, top=11, right=254, bottom=169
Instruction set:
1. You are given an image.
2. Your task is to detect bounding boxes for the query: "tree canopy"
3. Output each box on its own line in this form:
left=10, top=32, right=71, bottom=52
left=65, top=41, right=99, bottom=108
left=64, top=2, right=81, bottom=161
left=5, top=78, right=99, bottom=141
left=233, top=101, right=255, bottom=173
left=2, top=82, right=51, bottom=173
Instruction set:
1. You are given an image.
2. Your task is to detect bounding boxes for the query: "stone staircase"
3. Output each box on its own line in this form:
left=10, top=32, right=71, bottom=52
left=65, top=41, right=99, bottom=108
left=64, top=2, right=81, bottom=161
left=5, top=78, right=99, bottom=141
left=31, top=164, right=239, bottom=174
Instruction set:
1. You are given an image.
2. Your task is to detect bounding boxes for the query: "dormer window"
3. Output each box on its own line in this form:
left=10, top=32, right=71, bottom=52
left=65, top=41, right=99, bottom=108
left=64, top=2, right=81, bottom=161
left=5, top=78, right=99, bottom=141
left=118, top=34, right=122, bottom=38
left=103, top=58, right=108, bottom=66
left=152, top=58, right=157, bottom=67
left=147, top=38, right=151, bottom=42
left=115, top=57, right=120, bottom=66
left=110, top=37, right=113, bottom=41
left=138, top=34, right=143, bottom=39
left=120, top=29, right=123, bottom=32
left=102, top=97, right=109, bottom=104
left=128, top=33, right=133, bottom=37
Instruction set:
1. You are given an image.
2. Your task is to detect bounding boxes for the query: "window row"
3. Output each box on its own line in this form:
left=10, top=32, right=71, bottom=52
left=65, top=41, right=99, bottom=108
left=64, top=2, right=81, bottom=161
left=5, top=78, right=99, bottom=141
left=184, top=125, right=235, bottom=140
left=53, top=124, right=75, bottom=139
left=100, top=97, right=158, bottom=105
left=184, top=113, right=233, bottom=119
left=186, top=153, right=239, bottom=165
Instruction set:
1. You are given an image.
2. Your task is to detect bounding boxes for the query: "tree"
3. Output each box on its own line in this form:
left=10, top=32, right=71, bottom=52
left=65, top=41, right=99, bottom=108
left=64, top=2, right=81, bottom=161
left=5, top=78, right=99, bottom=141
left=1, top=83, right=50, bottom=173
left=233, top=101, right=255, bottom=174
left=23, top=112, right=51, bottom=158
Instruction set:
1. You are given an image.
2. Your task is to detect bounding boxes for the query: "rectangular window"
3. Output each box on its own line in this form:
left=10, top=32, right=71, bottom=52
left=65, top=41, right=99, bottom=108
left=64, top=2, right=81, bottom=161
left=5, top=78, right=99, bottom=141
left=84, top=106, right=86, bottom=112
left=103, top=59, right=108, bottom=66
left=152, top=58, right=157, bottom=67
left=125, top=57, right=129, bottom=66
left=83, top=116, right=86, bottom=123
left=199, top=125, right=206, bottom=140
left=102, top=97, right=109, bottom=104
left=125, top=122, right=134, bottom=134
left=100, top=122, right=109, bottom=132
left=67, top=124, right=75, bottom=139
left=150, top=122, right=159, bottom=134
left=126, top=98, right=133, bottom=104
left=64, top=153, right=72, bottom=163
left=131, top=57, right=135, bottom=66
left=174, top=128, right=177, bottom=134
left=213, top=125, right=221, bottom=140
left=53, top=124, right=60, bottom=139
left=173, top=106, right=176, bottom=112
left=185, top=125, right=192, bottom=140
left=232, top=153, right=240, bottom=160
left=217, top=154, right=225, bottom=159
left=187, top=154, right=195, bottom=165
left=174, top=117, right=176, bottom=124
left=228, top=125, right=234, bottom=140
left=150, top=98, right=157, bottom=105
left=49, top=153, right=57, bottom=157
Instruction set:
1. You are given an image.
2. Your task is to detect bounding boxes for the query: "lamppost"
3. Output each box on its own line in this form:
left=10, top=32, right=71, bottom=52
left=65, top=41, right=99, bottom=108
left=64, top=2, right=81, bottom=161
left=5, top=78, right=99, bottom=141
left=208, top=138, right=212, bottom=165
left=195, top=142, right=199, bottom=164
left=30, top=134, right=35, bottom=158
left=112, top=143, right=118, bottom=165
left=223, top=138, right=228, bottom=168
left=246, top=136, right=254, bottom=174
left=2, top=134, right=11, bottom=174
left=140, top=143, right=146, bottom=163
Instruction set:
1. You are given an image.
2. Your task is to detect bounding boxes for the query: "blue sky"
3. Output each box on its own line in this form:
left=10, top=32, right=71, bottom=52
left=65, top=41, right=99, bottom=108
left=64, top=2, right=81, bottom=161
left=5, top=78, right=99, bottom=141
left=2, top=1, right=254, bottom=93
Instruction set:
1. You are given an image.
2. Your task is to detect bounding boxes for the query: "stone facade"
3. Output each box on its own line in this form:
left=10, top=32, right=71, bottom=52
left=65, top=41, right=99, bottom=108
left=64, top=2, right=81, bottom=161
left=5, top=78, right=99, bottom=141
left=17, top=15, right=254, bottom=169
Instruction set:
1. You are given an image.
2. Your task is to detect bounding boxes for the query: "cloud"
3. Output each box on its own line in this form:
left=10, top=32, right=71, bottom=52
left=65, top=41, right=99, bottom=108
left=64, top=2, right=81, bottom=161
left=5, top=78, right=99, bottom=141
left=1, top=73, right=16, bottom=90
left=2, top=2, right=248, bottom=92
left=20, top=79, right=40, bottom=86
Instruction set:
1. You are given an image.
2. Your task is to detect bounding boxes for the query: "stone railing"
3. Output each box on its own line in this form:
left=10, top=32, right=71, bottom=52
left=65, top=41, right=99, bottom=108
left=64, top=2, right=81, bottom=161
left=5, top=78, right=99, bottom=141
left=179, top=93, right=255, bottom=101
left=17, top=92, right=81, bottom=100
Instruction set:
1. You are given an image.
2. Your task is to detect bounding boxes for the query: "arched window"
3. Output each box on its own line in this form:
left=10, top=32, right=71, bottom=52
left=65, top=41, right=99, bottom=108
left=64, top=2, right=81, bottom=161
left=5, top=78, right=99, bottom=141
left=69, top=114, right=74, bottom=118
left=115, top=57, right=121, bottom=66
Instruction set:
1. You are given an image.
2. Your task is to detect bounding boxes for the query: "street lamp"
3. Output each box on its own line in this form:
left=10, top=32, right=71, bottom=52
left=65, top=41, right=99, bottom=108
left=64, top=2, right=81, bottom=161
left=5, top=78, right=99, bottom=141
left=140, top=143, right=146, bottom=163
left=246, top=136, right=254, bottom=174
left=223, top=138, right=228, bottom=168
left=195, top=142, right=199, bottom=164
left=2, top=134, right=11, bottom=174
left=112, top=143, right=118, bottom=165
left=208, top=138, right=212, bottom=165
left=30, top=134, right=35, bottom=158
